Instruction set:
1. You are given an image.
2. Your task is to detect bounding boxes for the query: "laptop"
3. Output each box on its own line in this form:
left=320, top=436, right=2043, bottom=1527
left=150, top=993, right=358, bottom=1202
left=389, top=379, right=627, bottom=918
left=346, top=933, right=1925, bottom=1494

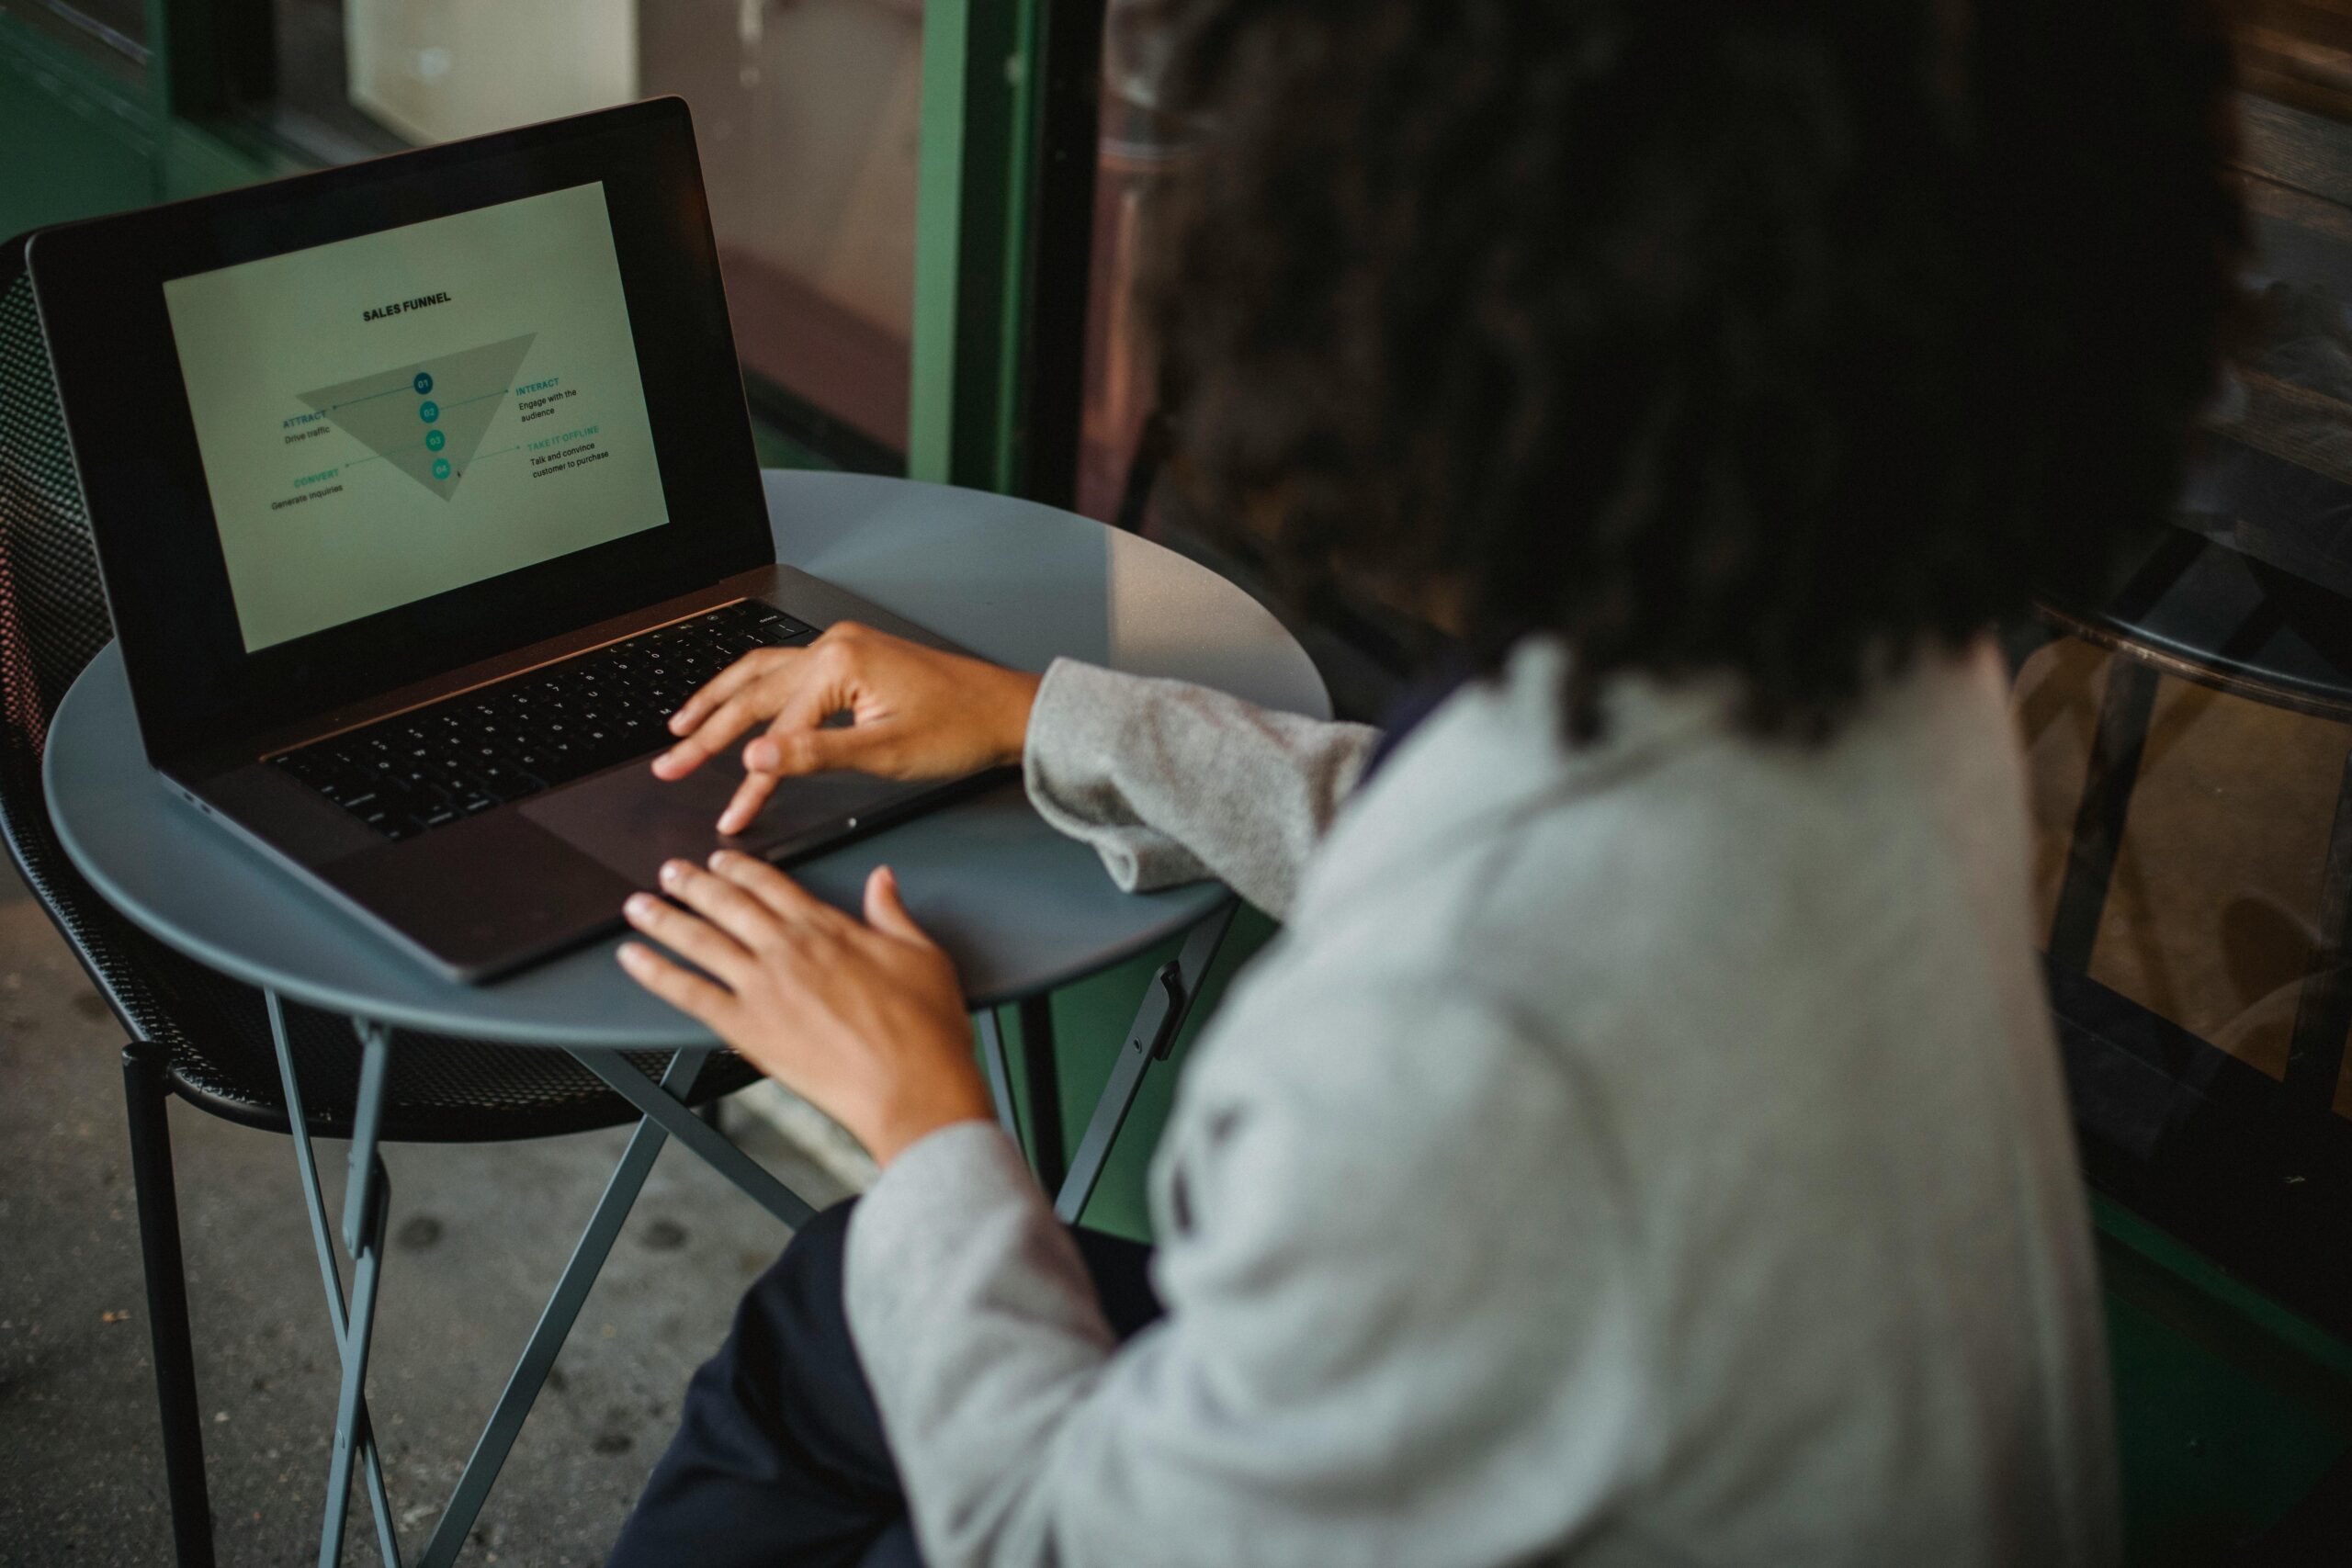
left=30, top=98, right=993, bottom=982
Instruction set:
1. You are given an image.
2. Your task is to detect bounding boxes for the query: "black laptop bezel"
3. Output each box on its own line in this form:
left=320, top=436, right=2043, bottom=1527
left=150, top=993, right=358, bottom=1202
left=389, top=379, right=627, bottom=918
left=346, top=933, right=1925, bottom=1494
left=30, top=97, right=771, bottom=774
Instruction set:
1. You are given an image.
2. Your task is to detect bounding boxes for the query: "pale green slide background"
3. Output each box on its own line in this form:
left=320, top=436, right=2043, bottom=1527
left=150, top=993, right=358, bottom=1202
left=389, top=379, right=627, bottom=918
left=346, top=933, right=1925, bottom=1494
left=164, top=181, right=670, bottom=651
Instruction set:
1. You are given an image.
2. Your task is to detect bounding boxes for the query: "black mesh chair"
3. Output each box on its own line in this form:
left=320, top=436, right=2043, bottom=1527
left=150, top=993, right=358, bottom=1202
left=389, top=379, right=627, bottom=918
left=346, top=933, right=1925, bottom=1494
left=0, top=230, right=763, bottom=1566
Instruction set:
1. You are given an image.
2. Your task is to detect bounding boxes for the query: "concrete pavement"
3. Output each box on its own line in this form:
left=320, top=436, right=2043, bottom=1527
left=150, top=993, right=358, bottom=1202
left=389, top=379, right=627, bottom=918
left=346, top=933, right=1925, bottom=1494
left=0, top=871, right=854, bottom=1566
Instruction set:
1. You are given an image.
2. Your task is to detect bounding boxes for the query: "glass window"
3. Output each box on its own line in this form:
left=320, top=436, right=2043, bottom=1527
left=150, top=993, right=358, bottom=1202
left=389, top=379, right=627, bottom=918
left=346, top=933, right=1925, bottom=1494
left=2013, top=88, right=2352, bottom=1111
left=1069, top=3, right=1428, bottom=725
left=258, top=0, right=922, bottom=460
left=1073, top=0, right=1186, bottom=525
left=0, top=0, right=146, bottom=75
left=2236, top=1, right=2352, bottom=126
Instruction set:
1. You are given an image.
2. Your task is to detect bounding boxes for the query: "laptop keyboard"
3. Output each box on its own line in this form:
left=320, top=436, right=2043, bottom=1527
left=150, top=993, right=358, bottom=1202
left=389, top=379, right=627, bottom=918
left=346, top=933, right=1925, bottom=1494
left=271, top=599, right=816, bottom=841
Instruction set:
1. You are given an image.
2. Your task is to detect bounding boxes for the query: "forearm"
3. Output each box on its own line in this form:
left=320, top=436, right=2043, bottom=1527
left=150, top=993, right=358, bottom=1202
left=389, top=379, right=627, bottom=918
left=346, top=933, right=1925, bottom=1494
left=842, top=987, right=1636, bottom=1568
left=1022, top=660, right=1380, bottom=917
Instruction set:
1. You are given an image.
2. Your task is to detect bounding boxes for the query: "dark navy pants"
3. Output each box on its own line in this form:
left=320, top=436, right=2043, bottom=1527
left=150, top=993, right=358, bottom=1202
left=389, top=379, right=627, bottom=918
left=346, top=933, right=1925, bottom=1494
left=610, top=1199, right=1161, bottom=1568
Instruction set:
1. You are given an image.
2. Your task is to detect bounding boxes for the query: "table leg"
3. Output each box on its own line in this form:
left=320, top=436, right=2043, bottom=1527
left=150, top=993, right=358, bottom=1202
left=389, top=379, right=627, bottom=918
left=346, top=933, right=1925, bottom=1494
left=277, top=976, right=1200, bottom=1565
left=313, top=1019, right=396, bottom=1568
left=341, top=1029, right=392, bottom=1255
left=976, top=1008, right=1023, bottom=1143
left=415, top=1049, right=713, bottom=1568
left=269, top=1036, right=811, bottom=1567
left=1019, top=997, right=1066, bottom=1196
left=322, top=1176, right=390, bottom=1568
left=1055, top=902, right=1236, bottom=1224
left=569, top=1050, right=817, bottom=1228
left=268, top=996, right=401, bottom=1567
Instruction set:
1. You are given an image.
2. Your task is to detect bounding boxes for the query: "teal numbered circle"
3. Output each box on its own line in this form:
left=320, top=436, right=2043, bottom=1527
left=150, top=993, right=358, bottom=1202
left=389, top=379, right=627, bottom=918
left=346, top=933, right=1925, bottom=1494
left=424, top=428, right=447, bottom=452
left=413, top=372, right=434, bottom=395
left=418, top=400, right=440, bottom=423
left=431, top=457, right=452, bottom=480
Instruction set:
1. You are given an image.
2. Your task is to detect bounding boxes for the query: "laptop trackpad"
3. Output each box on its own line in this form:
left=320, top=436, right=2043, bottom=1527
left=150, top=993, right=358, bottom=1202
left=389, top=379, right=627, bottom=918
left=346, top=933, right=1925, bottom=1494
left=519, top=757, right=918, bottom=886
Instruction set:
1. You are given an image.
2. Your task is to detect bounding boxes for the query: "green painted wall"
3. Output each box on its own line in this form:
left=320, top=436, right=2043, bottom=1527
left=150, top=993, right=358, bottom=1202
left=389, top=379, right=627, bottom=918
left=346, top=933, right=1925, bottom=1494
left=0, top=34, right=153, bottom=239
left=2100, top=1199, right=2352, bottom=1558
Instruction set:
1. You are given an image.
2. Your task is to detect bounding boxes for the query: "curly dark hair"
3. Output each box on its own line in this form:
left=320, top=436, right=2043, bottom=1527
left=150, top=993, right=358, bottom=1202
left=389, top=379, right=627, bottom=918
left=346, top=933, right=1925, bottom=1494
left=1139, top=0, right=2245, bottom=737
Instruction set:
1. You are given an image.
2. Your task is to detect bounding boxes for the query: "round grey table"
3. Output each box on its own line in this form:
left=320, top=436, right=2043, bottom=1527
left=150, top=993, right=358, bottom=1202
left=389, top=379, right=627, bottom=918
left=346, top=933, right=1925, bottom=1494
left=48, top=470, right=1328, bottom=1568
left=51, top=469, right=1329, bottom=1038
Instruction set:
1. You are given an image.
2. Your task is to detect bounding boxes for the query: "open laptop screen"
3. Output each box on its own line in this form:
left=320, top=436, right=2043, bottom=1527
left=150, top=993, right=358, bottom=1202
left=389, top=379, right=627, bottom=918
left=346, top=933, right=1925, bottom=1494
left=162, top=181, right=671, bottom=653
left=33, top=99, right=771, bottom=770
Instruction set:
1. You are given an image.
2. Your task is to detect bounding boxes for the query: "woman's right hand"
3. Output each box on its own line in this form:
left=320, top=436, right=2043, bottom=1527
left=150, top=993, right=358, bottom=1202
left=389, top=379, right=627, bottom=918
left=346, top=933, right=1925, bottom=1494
left=650, top=621, right=1043, bottom=835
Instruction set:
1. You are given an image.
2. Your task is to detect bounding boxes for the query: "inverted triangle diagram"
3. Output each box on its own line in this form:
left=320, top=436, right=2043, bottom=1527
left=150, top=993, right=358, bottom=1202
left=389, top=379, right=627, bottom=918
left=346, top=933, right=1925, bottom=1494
left=300, top=333, right=537, bottom=502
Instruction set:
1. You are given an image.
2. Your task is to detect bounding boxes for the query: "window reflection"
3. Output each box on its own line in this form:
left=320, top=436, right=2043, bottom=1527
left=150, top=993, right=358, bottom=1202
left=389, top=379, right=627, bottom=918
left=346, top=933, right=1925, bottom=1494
left=1075, top=0, right=1188, bottom=525
left=262, top=0, right=920, bottom=457
left=648, top=0, right=920, bottom=455
left=0, top=0, right=145, bottom=73
left=2016, top=90, right=2352, bottom=1113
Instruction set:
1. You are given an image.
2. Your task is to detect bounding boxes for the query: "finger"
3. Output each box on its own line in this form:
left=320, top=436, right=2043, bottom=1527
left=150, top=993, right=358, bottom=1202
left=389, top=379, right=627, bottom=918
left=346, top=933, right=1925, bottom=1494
left=621, top=893, right=753, bottom=986
left=707, top=848, right=838, bottom=926
left=747, top=690, right=912, bottom=779
left=654, top=690, right=775, bottom=780
left=658, top=858, right=789, bottom=952
left=666, top=648, right=786, bottom=736
left=741, top=648, right=870, bottom=777
left=616, top=941, right=737, bottom=1024
left=717, top=769, right=779, bottom=836
left=744, top=719, right=869, bottom=779
left=862, top=865, right=933, bottom=946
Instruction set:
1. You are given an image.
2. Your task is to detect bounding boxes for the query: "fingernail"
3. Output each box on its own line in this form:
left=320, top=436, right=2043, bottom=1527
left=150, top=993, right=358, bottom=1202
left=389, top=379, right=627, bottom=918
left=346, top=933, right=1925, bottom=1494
left=668, top=712, right=690, bottom=733
left=625, top=894, right=654, bottom=920
left=708, top=850, right=733, bottom=869
left=660, top=860, right=686, bottom=887
left=616, top=942, right=646, bottom=965
left=746, top=739, right=778, bottom=770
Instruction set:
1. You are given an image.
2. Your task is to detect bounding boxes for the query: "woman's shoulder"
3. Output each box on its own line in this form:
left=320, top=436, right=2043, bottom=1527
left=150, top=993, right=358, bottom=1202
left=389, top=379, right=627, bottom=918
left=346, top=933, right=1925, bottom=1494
left=1299, top=637, right=2026, bottom=965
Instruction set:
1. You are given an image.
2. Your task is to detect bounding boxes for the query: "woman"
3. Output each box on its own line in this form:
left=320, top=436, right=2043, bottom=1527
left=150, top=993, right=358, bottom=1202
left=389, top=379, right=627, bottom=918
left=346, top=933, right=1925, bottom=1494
left=610, top=1, right=2240, bottom=1563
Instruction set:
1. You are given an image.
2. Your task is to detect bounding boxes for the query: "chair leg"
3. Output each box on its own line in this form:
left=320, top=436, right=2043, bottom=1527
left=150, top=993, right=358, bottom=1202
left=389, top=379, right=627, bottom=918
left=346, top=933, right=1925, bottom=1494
left=120, top=1039, right=217, bottom=1568
left=2048, top=655, right=2161, bottom=974
left=2284, top=747, right=2352, bottom=1109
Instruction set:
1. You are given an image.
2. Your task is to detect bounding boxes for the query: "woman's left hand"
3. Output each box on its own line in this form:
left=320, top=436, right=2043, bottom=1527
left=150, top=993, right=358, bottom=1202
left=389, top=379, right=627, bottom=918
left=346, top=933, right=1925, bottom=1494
left=616, top=851, right=992, bottom=1166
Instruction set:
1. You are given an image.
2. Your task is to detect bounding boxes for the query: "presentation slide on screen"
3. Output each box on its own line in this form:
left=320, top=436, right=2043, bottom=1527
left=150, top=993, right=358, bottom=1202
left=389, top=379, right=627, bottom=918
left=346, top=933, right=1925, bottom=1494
left=163, top=181, right=670, bottom=651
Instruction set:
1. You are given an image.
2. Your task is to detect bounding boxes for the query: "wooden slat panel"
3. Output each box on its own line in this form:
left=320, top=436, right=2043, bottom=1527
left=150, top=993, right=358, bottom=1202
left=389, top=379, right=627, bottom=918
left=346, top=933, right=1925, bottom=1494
left=2239, top=94, right=2352, bottom=205
left=2233, top=0, right=2352, bottom=120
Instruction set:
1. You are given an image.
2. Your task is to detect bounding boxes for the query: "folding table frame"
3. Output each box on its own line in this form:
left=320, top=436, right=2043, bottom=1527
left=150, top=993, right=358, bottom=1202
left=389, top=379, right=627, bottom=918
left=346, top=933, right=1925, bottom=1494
left=266, top=899, right=1233, bottom=1567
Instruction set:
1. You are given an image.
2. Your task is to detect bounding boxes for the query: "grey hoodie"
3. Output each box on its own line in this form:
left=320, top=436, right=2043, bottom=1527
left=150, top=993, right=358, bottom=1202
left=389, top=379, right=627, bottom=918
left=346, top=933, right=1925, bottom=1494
left=846, top=638, right=2116, bottom=1568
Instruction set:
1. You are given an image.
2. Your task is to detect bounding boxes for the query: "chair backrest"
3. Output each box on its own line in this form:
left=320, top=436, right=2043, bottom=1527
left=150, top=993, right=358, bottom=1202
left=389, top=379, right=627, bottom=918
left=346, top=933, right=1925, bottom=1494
left=0, top=230, right=195, bottom=1048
